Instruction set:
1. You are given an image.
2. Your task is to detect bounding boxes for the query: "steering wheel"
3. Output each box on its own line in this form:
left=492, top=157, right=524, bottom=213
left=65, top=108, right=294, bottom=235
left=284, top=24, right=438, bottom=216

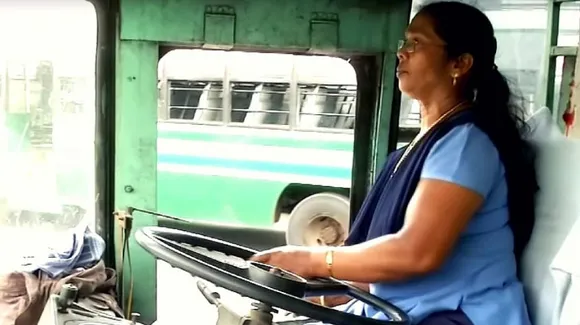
left=135, top=226, right=409, bottom=325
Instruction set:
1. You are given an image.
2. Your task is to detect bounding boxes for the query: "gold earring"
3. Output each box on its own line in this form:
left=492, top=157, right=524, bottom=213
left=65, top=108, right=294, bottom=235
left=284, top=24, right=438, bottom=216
left=452, top=74, right=458, bottom=86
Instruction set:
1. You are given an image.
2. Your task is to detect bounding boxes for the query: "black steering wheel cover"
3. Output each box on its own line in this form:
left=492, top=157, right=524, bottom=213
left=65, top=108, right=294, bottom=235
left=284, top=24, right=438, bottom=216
left=136, top=226, right=409, bottom=325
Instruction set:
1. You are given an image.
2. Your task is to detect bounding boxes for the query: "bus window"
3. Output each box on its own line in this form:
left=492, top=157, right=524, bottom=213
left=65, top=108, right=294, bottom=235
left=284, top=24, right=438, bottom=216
left=156, top=49, right=358, bottom=322
left=231, top=82, right=290, bottom=126
left=396, top=0, right=580, bottom=146
left=168, top=80, right=224, bottom=122
left=298, top=84, right=356, bottom=130
left=157, top=49, right=356, bottom=224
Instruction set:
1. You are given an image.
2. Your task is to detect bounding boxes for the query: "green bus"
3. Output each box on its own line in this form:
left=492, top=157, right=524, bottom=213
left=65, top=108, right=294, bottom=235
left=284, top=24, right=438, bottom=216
left=157, top=50, right=363, bottom=236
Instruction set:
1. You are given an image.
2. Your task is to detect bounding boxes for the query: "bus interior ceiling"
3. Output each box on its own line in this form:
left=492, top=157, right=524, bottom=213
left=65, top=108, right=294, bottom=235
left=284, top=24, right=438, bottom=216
left=0, top=0, right=577, bottom=324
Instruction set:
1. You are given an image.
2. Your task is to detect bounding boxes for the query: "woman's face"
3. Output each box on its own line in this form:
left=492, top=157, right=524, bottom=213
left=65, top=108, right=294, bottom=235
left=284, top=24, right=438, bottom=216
left=396, top=13, right=452, bottom=100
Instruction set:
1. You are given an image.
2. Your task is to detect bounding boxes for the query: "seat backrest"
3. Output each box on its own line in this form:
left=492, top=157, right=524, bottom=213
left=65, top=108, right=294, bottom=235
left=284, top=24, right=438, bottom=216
left=193, top=82, right=222, bottom=123
left=550, top=211, right=580, bottom=325
left=298, top=85, right=326, bottom=128
left=520, top=107, right=580, bottom=325
left=243, top=83, right=289, bottom=126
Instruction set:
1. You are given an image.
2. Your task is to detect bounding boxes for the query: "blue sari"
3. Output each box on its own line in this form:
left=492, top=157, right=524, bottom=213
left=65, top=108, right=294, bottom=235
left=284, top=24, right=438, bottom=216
left=344, top=110, right=478, bottom=324
left=346, top=110, right=477, bottom=245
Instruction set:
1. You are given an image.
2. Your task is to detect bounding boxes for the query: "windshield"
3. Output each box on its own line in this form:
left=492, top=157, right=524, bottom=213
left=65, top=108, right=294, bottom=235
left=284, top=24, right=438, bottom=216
left=0, top=1, right=97, bottom=272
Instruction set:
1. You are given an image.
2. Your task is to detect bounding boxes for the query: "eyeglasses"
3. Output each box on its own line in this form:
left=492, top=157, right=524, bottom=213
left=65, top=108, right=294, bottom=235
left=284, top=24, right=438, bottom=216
left=398, top=39, right=419, bottom=53
left=398, top=39, right=446, bottom=53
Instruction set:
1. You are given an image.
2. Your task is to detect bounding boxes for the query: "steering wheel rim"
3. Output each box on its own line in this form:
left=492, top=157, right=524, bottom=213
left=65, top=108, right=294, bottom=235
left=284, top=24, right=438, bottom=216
left=135, top=226, right=409, bottom=325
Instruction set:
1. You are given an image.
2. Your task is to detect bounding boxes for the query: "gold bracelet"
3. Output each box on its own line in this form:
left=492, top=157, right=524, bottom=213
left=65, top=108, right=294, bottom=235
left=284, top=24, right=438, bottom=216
left=325, top=249, right=334, bottom=278
left=320, top=295, right=326, bottom=307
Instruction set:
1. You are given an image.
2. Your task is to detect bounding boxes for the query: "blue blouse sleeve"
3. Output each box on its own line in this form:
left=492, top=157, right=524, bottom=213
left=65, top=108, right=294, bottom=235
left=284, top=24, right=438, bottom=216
left=420, top=123, right=503, bottom=197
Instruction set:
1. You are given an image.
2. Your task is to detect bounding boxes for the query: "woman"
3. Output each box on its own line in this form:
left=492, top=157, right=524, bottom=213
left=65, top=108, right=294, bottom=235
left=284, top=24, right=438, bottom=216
left=250, top=1, right=538, bottom=325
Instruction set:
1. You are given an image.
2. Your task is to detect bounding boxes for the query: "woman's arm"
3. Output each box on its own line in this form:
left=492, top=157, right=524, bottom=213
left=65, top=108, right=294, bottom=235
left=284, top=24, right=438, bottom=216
left=308, top=126, right=500, bottom=283
left=308, top=179, right=484, bottom=282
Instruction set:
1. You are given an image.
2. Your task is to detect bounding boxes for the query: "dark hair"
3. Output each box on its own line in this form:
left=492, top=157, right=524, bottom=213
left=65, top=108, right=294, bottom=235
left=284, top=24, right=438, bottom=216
left=417, top=1, right=538, bottom=267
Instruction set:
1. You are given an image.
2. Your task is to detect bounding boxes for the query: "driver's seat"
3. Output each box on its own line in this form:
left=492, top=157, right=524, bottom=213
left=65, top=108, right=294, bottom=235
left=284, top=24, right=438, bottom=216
left=520, top=107, right=580, bottom=325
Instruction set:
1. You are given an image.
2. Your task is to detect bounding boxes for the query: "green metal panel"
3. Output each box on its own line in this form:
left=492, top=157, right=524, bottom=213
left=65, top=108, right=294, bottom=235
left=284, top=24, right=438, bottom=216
left=114, top=40, right=159, bottom=323
left=119, top=0, right=395, bottom=54
left=541, top=0, right=562, bottom=110
left=371, top=0, right=410, bottom=178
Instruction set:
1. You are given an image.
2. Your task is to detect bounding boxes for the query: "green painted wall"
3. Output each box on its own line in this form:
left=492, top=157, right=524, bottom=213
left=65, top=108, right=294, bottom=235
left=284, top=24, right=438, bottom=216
left=115, top=40, right=159, bottom=322
left=120, top=0, right=395, bottom=53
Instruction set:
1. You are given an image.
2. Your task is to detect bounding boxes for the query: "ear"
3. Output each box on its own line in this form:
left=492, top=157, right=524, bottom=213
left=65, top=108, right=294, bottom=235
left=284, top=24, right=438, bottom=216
left=449, top=53, right=474, bottom=79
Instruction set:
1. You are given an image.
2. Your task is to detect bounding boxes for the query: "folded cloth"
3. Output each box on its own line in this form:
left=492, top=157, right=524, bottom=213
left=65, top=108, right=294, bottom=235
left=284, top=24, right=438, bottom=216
left=19, top=223, right=105, bottom=278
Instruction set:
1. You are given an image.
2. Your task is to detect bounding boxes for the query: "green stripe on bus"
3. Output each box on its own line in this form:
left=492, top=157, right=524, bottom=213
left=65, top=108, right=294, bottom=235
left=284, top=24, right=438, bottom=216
left=158, top=130, right=354, bottom=151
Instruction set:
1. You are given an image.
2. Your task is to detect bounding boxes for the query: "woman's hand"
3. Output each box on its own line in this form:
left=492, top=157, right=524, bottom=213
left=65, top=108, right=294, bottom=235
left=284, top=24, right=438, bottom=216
left=249, top=245, right=326, bottom=279
left=307, top=295, right=353, bottom=307
left=250, top=247, right=372, bottom=308
left=307, top=282, right=369, bottom=307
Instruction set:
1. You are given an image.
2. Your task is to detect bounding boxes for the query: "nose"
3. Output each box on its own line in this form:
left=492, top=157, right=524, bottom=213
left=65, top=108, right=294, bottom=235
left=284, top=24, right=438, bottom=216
left=396, top=39, right=410, bottom=61
left=396, top=49, right=407, bottom=62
